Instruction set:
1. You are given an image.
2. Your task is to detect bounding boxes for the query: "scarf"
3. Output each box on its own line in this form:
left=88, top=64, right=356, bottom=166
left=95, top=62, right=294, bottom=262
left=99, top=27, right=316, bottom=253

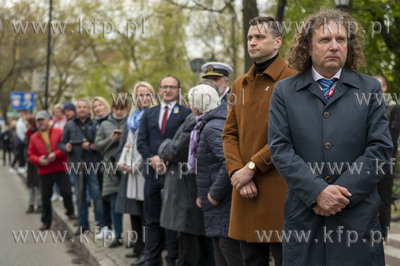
left=127, top=108, right=145, bottom=135
left=95, top=112, right=109, bottom=121
left=112, top=111, right=128, bottom=121
left=39, top=130, right=52, bottom=154
left=188, top=113, right=205, bottom=173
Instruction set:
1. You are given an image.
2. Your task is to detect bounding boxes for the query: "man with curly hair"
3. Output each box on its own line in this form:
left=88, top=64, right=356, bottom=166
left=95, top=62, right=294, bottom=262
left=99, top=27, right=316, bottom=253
left=268, top=9, right=392, bottom=265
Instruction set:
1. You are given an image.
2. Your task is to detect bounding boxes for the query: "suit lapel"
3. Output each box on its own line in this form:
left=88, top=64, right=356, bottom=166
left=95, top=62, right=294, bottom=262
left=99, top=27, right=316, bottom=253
left=325, top=81, right=348, bottom=109
left=149, top=105, right=162, bottom=136
left=307, top=82, right=327, bottom=104
left=325, top=68, right=357, bottom=109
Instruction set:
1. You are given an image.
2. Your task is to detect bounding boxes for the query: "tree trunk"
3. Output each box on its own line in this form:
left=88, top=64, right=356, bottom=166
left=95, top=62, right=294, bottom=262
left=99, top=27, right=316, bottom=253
left=229, top=3, right=238, bottom=79
left=243, top=0, right=258, bottom=73
left=276, top=0, right=286, bottom=23
left=0, top=83, right=8, bottom=123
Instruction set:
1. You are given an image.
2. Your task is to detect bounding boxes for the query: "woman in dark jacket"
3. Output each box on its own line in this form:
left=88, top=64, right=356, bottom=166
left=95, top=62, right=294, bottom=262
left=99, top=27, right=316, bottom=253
left=158, top=112, right=208, bottom=266
left=188, top=84, right=243, bottom=266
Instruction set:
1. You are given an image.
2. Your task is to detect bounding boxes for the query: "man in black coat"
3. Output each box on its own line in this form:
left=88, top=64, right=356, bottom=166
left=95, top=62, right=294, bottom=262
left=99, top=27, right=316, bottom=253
left=269, top=9, right=392, bottom=265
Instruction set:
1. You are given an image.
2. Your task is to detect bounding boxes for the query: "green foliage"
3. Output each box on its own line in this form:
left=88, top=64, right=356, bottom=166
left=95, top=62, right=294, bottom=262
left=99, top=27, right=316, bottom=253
left=76, top=0, right=196, bottom=101
left=278, top=0, right=400, bottom=93
left=277, top=0, right=335, bottom=61
left=352, top=0, right=400, bottom=92
left=3, top=0, right=400, bottom=116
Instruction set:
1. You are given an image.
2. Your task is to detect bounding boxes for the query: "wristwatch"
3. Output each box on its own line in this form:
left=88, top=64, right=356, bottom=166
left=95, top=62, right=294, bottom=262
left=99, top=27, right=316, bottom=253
left=248, top=161, right=256, bottom=171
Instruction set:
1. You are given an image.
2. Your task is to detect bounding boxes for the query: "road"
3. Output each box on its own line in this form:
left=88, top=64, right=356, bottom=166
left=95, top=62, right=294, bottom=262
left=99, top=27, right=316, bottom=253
left=0, top=164, right=83, bottom=265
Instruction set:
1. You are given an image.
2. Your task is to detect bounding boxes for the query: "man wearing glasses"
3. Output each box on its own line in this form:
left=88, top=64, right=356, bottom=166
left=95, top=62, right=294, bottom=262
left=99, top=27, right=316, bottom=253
left=137, top=75, right=191, bottom=266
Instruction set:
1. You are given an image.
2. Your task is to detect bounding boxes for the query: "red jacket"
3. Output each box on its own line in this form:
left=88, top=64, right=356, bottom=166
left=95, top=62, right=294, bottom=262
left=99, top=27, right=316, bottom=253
left=27, top=127, right=68, bottom=175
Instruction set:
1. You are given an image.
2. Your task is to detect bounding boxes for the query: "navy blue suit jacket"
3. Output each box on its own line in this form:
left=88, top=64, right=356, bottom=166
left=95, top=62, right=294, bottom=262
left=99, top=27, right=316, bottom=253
left=137, top=103, right=191, bottom=179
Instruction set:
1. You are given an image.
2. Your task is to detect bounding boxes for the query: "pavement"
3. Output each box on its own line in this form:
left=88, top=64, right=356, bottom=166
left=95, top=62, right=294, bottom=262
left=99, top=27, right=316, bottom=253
left=51, top=182, right=146, bottom=266
left=0, top=164, right=86, bottom=265
left=3, top=163, right=400, bottom=266
left=2, top=164, right=145, bottom=266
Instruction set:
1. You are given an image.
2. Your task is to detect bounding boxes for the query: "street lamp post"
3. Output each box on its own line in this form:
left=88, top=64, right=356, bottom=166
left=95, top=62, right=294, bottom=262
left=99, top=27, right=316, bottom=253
left=190, top=58, right=205, bottom=83
left=114, top=77, right=122, bottom=93
left=334, top=0, right=351, bottom=12
left=44, top=0, right=53, bottom=110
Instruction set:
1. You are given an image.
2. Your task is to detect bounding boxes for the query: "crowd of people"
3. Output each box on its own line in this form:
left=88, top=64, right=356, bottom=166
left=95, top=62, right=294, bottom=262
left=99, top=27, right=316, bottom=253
left=0, top=9, right=398, bottom=266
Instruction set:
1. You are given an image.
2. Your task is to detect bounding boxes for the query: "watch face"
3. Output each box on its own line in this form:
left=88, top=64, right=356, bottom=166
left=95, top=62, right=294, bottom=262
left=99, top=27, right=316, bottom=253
left=249, top=162, right=255, bottom=170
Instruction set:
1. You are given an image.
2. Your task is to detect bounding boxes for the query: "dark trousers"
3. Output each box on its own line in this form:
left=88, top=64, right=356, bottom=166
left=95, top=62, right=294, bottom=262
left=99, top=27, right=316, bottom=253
left=12, top=143, right=25, bottom=168
left=130, top=211, right=145, bottom=255
left=144, top=176, right=178, bottom=265
left=377, top=173, right=394, bottom=239
left=98, top=172, right=112, bottom=228
left=212, top=237, right=243, bottom=266
left=177, top=232, right=208, bottom=266
left=40, top=172, right=74, bottom=227
left=2, top=148, right=12, bottom=165
left=239, top=241, right=282, bottom=266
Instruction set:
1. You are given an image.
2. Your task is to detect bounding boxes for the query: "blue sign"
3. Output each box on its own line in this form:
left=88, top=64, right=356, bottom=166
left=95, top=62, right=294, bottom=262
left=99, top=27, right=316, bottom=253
left=10, top=92, right=35, bottom=110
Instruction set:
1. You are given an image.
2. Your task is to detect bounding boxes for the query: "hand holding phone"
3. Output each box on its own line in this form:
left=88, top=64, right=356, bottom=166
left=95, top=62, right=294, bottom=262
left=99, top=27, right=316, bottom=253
left=111, top=129, right=122, bottom=140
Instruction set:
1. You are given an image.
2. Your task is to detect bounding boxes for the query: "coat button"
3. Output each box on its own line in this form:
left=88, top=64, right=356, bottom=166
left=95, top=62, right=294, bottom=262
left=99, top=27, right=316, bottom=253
left=323, top=112, right=330, bottom=118
left=325, top=142, right=331, bottom=150
left=266, top=157, right=271, bottom=164
left=324, top=176, right=333, bottom=183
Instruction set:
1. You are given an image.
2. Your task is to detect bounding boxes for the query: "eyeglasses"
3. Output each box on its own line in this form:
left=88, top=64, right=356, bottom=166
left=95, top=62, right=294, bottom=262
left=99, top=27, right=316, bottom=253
left=160, top=85, right=178, bottom=90
left=136, top=94, right=152, bottom=97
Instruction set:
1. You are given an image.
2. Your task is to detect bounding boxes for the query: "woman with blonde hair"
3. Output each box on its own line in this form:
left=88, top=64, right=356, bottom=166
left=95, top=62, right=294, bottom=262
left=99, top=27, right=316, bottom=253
left=129, top=81, right=156, bottom=113
left=91, top=96, right=111, bottom=121
left=89, top=96, right=112, bottom=239
left=114, top=81, right=155, bottom=256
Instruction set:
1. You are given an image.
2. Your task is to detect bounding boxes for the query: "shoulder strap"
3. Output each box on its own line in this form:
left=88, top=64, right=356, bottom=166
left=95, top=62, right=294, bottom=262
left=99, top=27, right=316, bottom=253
left=73, top=119, right=93, bottom=142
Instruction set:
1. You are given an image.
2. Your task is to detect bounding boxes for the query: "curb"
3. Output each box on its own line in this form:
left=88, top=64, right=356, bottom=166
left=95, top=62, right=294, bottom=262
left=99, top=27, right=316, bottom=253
left=52, top=200, right=131, bottom=266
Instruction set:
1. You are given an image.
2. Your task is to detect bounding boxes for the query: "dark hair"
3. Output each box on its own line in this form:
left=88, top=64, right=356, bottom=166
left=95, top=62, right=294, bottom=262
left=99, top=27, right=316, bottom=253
left=159, top=74, right=181, bottom=89
left=289, top=8, right=365, bottom=72
left=249, top=16, right=282, bottom=38
left=111, top=99, right=129, bottom=110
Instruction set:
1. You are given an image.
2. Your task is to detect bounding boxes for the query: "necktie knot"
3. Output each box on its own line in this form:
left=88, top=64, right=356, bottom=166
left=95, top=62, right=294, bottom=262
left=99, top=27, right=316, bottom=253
left=318, top=78, right=338, bottom=99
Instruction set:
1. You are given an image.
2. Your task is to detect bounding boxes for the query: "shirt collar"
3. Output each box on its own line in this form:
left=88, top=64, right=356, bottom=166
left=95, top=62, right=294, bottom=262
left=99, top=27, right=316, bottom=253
left=311, top=66, right=342, bottom=81
left=161, top=101, right=177, bottom=110
left=220, top=87, right=230, bottom=100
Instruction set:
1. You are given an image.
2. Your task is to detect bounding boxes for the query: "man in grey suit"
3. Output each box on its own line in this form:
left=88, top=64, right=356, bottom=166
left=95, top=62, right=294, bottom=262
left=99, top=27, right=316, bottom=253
left=268, top=9, right=393, bottom=266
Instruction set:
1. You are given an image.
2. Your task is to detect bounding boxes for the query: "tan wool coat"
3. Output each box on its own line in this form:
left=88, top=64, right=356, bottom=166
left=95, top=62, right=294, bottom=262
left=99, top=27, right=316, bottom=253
left=222, top=55, right=297, bottom=242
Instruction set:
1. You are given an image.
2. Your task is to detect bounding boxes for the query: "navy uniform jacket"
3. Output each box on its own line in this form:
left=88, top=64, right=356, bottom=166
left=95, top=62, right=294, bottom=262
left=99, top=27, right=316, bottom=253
left=268, top=67, right=393, bottom=266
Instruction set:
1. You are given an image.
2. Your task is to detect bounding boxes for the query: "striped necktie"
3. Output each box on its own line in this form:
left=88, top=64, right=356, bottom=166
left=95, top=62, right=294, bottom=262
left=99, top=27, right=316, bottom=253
left=318, top=78, right=338, bottom=99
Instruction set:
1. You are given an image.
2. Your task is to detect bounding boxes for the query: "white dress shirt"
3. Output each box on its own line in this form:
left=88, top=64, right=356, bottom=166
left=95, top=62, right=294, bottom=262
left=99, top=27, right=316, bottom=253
left=311, top=66, right=342, bottom=91
left=158, top=101, right=177, bottom=130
